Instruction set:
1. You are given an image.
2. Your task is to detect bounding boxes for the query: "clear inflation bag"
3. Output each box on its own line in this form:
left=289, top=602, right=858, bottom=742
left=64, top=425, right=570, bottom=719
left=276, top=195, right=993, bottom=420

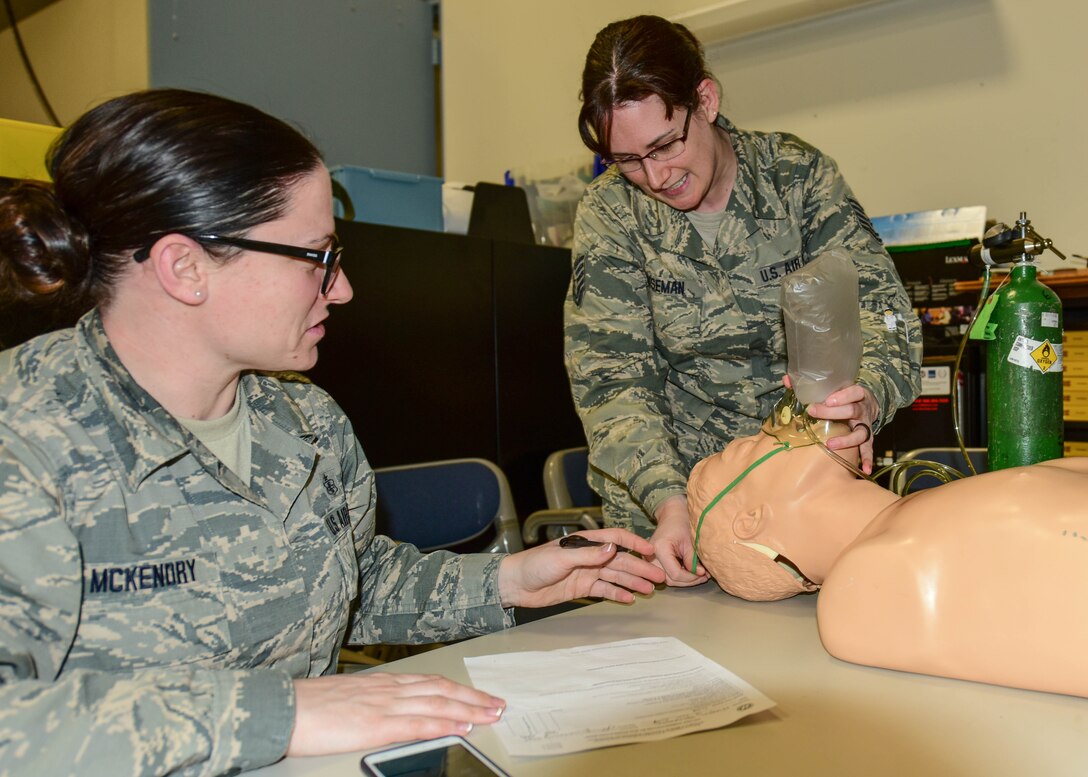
left=780, top=250, right=862, bottom=406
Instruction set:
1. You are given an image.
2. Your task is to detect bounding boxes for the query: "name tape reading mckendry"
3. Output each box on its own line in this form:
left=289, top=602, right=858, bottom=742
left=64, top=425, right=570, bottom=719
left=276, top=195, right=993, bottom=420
left=87, top=559, right=198, bottom=595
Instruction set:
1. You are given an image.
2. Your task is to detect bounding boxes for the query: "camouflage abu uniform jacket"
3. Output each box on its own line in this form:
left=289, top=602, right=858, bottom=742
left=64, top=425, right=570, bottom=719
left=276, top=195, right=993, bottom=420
left=0, top=311, right=512, bottom=777
left=565, top=116, right=922, bottom=535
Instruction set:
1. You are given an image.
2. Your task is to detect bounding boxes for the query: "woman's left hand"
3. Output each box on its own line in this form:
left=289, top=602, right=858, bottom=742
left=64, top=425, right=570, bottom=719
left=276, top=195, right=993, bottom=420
left=805, top=383, right=879, bottom=474
left=497, top=529, right=665, bottom=608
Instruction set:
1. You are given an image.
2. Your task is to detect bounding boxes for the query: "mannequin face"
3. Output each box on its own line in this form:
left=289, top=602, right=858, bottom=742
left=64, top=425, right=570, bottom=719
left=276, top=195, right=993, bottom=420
left=689, top=428, right=859, bottom=601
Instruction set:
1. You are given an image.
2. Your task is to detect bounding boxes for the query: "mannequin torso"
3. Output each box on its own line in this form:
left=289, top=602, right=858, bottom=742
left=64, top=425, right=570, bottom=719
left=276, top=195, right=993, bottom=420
left=688, top=433, right=1088, bottom=698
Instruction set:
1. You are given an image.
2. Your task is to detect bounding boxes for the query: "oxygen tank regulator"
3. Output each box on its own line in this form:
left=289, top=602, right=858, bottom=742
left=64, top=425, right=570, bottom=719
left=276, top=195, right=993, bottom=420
left=968, top=213, right=1066, bottom=470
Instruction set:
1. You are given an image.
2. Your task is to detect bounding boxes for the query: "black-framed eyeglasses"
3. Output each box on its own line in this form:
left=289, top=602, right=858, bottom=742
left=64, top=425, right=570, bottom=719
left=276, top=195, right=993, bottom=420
left=605, top=108, right=694, bottom=174
left=134, top=234, right=344, bottom=295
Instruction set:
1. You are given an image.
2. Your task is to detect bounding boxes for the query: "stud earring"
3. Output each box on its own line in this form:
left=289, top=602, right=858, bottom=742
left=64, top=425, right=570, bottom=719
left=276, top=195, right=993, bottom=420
left=194, top=290, right=203, bottom=298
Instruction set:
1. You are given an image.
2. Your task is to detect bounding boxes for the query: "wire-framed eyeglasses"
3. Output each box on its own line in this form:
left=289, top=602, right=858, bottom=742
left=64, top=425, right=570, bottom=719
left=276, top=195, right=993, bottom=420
left=606, top=108, right=693, bottom=174
left=134, top=234, right=344, bottom=295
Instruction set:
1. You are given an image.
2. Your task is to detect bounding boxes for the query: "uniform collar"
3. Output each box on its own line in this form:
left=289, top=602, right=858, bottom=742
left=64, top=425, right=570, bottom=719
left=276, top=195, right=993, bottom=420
left=69, top=310, right=317, bottom=492
left=618, top=115, right=787, bottom=263
left=718, top=115, right=789, bottom=235
left=703, top=115, right=792, bottom=261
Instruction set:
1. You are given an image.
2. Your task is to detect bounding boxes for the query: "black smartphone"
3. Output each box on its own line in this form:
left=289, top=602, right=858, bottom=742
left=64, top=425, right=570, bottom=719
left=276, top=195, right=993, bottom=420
left=359, top=735, right=510, bottom=777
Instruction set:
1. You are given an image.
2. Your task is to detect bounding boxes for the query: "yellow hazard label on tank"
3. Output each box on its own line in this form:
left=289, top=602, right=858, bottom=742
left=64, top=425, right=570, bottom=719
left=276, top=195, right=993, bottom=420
left=1006, top=335, right=1063, bottom=373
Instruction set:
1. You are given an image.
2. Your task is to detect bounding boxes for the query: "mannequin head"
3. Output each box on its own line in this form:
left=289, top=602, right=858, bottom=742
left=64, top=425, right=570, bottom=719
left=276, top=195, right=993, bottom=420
left=688, top=415, right=877, bottom=601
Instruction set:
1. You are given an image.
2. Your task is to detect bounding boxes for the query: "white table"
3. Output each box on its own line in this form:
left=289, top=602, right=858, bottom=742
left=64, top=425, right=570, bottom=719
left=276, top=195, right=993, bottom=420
left=254, top=585, right=1088, bottom=776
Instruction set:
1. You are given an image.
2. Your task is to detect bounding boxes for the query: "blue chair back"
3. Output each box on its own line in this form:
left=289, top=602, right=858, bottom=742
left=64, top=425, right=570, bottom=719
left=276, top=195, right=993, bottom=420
left=374, top=458, right=522, bottom=552
left=561, top=448, right=600, bottom=508
left=544, top=447, right=600, bottom=509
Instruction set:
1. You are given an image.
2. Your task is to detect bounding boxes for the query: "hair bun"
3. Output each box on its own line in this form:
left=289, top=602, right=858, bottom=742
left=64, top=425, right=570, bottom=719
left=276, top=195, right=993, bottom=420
left=0, top=179, right=93, bottom=305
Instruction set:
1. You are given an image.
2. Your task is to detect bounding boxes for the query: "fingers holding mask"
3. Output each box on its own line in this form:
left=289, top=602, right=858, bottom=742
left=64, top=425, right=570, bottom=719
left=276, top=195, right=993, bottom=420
left=809, top=383, right=879, bottom=473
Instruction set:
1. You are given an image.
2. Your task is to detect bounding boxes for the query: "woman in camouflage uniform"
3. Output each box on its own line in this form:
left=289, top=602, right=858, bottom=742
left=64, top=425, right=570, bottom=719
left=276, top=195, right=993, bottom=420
left=565, top=16, right=921, bottom=586
left=0, top=89, right=663, bottom=776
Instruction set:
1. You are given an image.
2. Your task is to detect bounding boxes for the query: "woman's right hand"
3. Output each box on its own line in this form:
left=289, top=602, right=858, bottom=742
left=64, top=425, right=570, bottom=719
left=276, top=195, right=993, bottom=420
left=287, top=673, right=506, bottom=757
left=650, top=495, right=710, bottom=587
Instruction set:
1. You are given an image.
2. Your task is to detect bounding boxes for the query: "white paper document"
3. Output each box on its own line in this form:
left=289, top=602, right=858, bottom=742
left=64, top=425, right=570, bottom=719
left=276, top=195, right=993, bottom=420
left=463, top=636, right=775, bottom=756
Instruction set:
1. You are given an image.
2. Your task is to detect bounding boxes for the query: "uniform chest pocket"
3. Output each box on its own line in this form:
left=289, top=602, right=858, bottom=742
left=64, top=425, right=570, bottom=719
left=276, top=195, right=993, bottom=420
left=650, top=268, right=763, bottom=362
left=75, top=553, right=233, bottom=670
left=746, top=232, right=807, bottom=355
left=306, top=462, right=359, bottom=605
left=325, top=501, right=360, bottom=604
left=646, top=262, right=711, bottom=359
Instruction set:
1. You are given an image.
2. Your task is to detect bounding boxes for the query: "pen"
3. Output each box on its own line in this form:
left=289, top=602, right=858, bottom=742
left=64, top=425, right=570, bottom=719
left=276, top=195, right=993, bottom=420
left=558, top=534, right=631, bottom=554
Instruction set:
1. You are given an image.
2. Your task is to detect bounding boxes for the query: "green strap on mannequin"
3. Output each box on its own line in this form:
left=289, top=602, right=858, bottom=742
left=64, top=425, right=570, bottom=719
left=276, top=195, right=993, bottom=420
left=691, top=442, right=791, bottom=574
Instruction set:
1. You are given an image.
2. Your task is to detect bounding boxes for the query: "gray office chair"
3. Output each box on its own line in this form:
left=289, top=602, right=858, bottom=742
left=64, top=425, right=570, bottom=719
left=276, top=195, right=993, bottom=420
left=890, top=447, right=988, bottom=495
left=521, top=447, right=602, bottom=546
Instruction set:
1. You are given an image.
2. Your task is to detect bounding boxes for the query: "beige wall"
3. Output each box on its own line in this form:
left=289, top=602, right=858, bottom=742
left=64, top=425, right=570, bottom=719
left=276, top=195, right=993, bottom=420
left=443, top=0, right=1087, bottom=264
left=0, top=0, right=147, bottom=126
left=4, top=1, right=1082, bottom=260
left=441, top=0, right=693, bottom=186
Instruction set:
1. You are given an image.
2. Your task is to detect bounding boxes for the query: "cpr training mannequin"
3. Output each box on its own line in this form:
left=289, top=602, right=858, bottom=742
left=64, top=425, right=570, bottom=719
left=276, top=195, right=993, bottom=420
left=687, top=408, right=1088, bottom=698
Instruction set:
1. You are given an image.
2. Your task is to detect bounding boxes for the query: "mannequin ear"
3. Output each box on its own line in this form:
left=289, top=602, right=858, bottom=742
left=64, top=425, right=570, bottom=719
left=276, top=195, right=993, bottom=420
left=732, top=506, right=768, bottom=540
left=143, top=235, right=209, bottom=306
left=695, top=77, right=722, bottom=121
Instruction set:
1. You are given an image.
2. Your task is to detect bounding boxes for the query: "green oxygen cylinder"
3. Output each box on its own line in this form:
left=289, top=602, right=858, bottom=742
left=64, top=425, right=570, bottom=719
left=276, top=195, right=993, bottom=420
left=985, top=261, right=1064, bottom=469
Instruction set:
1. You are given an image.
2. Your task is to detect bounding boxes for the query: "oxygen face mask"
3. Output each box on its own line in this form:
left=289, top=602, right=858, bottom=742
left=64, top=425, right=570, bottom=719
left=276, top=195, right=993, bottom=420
left=762, top=389, right=835, bottom=448
left=765, top=388, right=870, bottom=480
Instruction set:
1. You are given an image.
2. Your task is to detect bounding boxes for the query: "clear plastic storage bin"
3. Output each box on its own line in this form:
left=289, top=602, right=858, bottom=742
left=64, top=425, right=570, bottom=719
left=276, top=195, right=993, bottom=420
left=505, top=155, right=598, bottom=247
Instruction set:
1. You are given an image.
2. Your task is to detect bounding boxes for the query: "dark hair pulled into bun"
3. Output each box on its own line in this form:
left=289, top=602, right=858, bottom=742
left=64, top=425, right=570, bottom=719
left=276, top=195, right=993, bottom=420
left=0, top=179, right=94, bottom=306
left=0, top=88, right=323, bottom=313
